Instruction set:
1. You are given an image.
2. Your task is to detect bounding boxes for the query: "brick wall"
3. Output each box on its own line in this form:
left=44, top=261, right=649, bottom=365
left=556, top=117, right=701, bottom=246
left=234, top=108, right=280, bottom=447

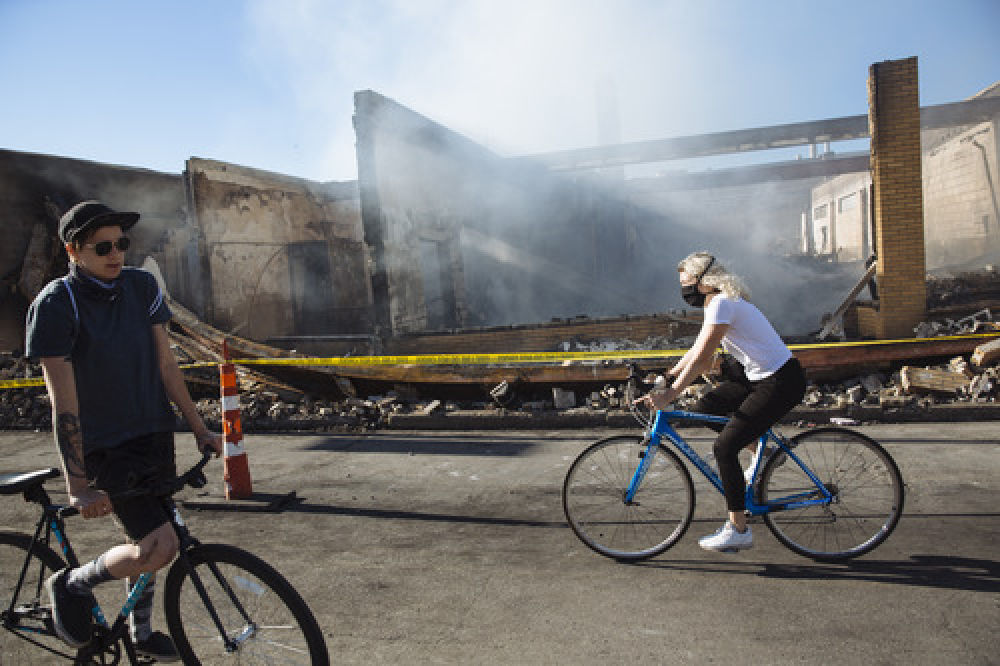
left=862, top=57, right=927, bottom=339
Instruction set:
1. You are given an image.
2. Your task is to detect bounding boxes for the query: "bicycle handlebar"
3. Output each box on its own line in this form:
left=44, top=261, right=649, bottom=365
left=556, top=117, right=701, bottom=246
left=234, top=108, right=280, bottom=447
left=58, top=451, right=214, bottom=518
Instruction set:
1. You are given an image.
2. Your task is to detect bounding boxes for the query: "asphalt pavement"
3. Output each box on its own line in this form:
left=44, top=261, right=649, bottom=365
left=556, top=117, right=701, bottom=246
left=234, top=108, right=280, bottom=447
left=1, top=422, right=997, bottom=665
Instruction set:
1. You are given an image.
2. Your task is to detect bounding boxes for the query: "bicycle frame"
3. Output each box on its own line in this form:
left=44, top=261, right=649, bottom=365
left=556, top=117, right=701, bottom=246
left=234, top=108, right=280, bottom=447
left=625, top=409, right=834, bottom=515
left=4, top=453, right=319, bottom=663
left=2, top=498, right=153, bottom=663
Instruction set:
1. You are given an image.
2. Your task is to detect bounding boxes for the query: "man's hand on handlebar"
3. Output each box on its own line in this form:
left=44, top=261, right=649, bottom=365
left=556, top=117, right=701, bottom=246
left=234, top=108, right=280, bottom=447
left=70, top=487, right=114, bottom=520
left=195, top=430, right=223, bottom=457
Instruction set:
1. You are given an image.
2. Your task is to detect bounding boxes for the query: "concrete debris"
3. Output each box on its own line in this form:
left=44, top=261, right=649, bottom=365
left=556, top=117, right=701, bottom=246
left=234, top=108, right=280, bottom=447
left=489, top=381, right=514, bottom=407
left=559, top=336, right=682, bottom=352
left=552, top=388, right=576, bottom=409
left=421, top=400, right=443, bottom=415
left=914, top=309, right=997, bottom=337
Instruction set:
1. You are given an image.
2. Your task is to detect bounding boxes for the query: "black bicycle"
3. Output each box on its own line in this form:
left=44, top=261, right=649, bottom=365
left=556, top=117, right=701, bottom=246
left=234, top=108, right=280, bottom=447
left=0, top=453, right=329, bottom=665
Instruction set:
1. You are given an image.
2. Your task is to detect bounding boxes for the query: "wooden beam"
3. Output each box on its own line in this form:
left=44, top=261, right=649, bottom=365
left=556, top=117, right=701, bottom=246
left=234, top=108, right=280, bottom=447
left=625, top=154, right=870, bottom=192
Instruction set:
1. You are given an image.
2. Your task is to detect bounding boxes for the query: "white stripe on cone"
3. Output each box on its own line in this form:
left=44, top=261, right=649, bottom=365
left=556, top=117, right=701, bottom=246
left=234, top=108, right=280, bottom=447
left=224, top=440, right=246, bottom=457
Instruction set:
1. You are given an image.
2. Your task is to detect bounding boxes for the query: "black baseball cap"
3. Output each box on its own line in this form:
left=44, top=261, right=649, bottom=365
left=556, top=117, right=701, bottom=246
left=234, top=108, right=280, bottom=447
left=58, top=200, right=140, bottom=244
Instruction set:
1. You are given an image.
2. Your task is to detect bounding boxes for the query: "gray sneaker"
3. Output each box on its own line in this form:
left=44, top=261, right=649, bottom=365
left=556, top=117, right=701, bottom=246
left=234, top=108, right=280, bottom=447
left=44, top=569, right=95, bottom=648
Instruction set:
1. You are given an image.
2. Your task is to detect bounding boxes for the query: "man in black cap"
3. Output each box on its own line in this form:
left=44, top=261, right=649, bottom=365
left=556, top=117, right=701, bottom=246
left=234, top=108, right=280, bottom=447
left=25, top=200, right=222, bottom=660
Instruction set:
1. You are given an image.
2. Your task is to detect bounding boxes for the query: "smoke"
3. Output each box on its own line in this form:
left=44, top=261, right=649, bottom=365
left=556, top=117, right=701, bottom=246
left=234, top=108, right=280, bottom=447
left=355, top=89, right=867, bottom=336
left=246, top=0, right=841, bottom=182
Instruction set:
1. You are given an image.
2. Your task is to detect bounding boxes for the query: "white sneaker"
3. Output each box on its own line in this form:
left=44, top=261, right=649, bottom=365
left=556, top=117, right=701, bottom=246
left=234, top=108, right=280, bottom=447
left=698, top=521, right=753, bottom=552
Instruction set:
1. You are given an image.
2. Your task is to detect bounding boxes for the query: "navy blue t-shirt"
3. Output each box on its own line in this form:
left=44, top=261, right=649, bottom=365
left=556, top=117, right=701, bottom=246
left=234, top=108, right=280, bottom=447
left=25, top=266, right=176, bottom=452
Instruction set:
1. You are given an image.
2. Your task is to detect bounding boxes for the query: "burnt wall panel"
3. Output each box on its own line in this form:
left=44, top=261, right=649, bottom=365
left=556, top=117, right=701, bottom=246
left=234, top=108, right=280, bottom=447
left=353, top=91, right=712, bottom=337
left=185, top=158, right=371, bottom=340
left=0, top=149, right=188, bottom=349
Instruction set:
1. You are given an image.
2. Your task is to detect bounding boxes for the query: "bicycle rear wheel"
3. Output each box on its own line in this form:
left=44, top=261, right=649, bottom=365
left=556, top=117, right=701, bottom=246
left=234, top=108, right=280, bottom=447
left=563, top=435, right=695, bottom=561
left=163, top=543, right=329, bottom=665
left=0, top=530, right=69, bottom=664
left=757, top=427, right=904, bottom=561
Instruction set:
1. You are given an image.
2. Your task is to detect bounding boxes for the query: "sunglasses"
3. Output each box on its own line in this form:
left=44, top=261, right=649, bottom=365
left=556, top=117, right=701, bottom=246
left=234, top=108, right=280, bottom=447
left=84, top=237, right=130, bottom=257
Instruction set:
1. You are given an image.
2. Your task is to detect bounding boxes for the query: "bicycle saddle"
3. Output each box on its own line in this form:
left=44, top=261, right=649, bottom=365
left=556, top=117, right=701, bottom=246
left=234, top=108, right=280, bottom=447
left=0, top=468, right=60, bottom=495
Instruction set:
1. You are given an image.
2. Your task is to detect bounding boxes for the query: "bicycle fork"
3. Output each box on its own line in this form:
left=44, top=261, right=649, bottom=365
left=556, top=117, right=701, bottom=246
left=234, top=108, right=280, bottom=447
left=624, top=435, right=657, bottom=505
left=168, top=502, right=256, bottom=653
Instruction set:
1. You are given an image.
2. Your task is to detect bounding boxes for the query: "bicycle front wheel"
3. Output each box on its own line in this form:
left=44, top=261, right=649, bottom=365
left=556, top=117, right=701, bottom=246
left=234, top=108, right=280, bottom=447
left=758, top=427, right=904, bottom=561
left=0, top=530, right=69, bottom=664
left=563, top=435, right=695, bottom=561
left=163, top=544, right=329, bottom=665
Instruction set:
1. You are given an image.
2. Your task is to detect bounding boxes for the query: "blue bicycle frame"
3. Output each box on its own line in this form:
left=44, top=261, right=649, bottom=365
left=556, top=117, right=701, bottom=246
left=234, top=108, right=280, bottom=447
left=624, top=409, right=834, bottom=515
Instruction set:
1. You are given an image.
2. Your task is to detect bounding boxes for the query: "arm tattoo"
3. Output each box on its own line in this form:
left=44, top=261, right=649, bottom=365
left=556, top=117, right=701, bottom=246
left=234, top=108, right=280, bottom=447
left=55, top=412, right=86, bottom=480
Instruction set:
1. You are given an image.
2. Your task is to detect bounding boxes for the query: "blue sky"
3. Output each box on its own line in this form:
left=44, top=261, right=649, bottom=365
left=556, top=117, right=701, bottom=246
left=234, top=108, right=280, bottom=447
left=1, top=0, right=997, bottom=182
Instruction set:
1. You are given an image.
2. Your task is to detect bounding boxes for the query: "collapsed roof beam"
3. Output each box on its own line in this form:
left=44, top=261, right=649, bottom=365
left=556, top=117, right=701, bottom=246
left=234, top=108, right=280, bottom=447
left=625, top=153, right=871, bottom=192
left=522, top=96, right=1000, bottom=171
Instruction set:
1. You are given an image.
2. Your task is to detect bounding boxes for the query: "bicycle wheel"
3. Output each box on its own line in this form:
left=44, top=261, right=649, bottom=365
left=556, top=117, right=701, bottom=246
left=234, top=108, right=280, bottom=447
left=0, top=530, right=69, bottom=664
left=757, top=427, right=904, bottom=561
left=563, top=435, right=695, bottom=561
left=163, top=543, right=329, bottom=665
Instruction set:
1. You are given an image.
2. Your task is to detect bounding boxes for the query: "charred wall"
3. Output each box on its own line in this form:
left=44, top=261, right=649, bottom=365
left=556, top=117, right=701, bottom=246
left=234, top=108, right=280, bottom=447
left=184, top=158, right=371, bottom=342
left=0, top=149, right=187, bottom=349
left=353, top=90, right=709, bottom=337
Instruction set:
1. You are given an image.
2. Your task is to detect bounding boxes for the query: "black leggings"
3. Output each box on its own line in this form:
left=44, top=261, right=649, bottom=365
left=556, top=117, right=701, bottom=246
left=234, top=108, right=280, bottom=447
left=691, top=358, right=806, bottom=512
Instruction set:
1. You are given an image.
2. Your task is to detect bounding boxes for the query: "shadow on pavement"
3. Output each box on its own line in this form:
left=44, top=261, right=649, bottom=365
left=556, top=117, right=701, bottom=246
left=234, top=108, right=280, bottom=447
left=183, top=496, right=567, bottom=529
left=301, top=435, right=546, bottom=456
left=635, top=554, right=999, bottom=593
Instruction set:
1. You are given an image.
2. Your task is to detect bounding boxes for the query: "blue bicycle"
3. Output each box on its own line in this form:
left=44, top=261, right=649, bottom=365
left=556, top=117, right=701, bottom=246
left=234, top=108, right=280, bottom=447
left=562, top=377, right=904, bottom=562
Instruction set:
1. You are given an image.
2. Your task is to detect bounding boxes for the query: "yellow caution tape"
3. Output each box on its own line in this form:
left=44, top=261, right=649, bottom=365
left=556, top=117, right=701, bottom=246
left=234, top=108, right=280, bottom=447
left=2, top=332, right=995, bottom=390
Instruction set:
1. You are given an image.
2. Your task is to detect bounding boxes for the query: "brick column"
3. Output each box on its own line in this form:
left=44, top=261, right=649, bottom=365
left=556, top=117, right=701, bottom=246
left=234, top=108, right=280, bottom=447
left=860, top=56, right=927, bottom=338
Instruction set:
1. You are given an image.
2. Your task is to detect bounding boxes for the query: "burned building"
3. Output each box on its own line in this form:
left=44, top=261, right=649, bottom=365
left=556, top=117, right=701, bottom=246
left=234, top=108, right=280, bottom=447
left=3, top=65, right=999, bottom=353
left=805, top=81, right=1000, bottom=270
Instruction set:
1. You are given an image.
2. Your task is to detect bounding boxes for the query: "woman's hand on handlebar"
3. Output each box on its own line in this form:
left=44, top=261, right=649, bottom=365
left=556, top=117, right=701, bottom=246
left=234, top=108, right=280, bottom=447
left=633, top=386, right=679, bottom=411
left=195, top=430, right=223, bottom=457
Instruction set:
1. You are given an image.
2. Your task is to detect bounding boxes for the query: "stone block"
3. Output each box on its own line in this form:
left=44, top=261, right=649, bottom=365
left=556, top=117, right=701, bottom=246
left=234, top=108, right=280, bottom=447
left=971, top=337, right=1000, bottom=368
left=552, top=388, right=576, bottom=409
left=900, top=366, right=969, bottom=395
left=879, top=390, right=915, bottom=408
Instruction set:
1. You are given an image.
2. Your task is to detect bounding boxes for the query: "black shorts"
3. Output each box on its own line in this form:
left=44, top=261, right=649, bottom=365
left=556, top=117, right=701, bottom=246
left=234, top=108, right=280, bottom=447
left=84, top=432, right=176, bottom=542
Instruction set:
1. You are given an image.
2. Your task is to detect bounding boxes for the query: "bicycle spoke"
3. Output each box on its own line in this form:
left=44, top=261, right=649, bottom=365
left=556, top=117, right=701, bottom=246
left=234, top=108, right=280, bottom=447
left=165, top=545, right=327, bottom=665
left=563, top=436, right=694, bottom=561
left=760, top=428, right=903, bottom=561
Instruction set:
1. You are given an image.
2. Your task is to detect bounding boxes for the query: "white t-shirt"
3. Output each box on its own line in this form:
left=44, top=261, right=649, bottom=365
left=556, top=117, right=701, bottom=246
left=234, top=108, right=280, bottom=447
left=704, top=295, right=792, bottom=381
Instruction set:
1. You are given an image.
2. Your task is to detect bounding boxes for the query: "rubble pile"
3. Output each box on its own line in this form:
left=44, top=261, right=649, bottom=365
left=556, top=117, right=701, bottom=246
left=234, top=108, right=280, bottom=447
left=3, top=336, right=999, bottom=431
left=925, top=266, right=1000, bottom=309
left=914, top=309, right=997, bottom=337
left=0, top=355, right=49, bottom=429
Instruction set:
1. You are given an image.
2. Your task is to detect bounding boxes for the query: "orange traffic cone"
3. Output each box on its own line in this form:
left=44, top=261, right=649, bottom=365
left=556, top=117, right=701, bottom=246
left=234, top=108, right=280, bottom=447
left=220, top=340, right=252, bottom=499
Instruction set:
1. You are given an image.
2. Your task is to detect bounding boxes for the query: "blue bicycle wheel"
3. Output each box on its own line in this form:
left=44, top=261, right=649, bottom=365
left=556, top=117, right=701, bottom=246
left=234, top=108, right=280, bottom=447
left=563, top=436, right=695, bottom=561
left=757, top=427, right=904, bottom=561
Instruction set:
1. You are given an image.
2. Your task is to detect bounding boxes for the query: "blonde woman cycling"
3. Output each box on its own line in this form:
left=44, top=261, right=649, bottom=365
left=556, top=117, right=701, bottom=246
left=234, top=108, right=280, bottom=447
left=636, top=252, right=806, bottom=552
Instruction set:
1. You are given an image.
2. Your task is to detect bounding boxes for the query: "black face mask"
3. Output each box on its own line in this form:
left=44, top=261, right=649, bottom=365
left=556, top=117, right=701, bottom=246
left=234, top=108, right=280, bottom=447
left=680, top=255, right=715, bottom=308
left=681, top=284, right=706, bottom=307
